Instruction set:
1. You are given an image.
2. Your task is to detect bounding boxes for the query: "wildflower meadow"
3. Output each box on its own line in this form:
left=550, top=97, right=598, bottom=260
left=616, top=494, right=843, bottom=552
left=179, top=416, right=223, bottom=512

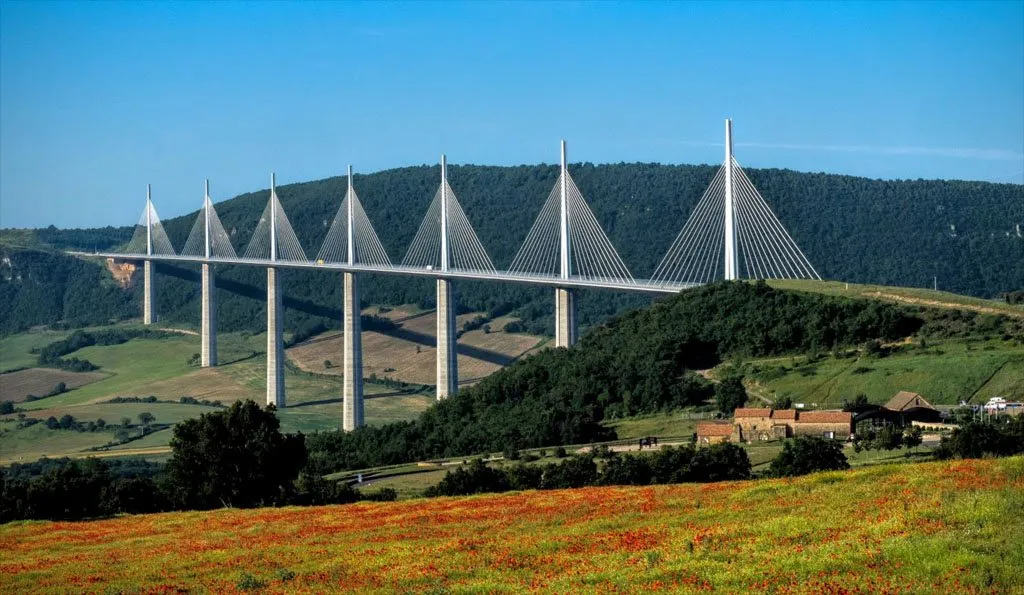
left=2, top=456, right=1022, bottom=594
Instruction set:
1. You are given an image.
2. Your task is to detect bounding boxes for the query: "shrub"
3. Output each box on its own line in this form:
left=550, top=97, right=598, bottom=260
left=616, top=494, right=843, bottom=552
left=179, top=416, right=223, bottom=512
left=424, top=459, right=509, bottom=497
left=599, top=454, right=653, bottom=486
left=768, top=436, right=849, bottom=477
left=506, top=464, right=543, bottom=490
left=540, top=456, right=598, bottom=490
left=935, top=418, right=1024, bottom=460
left=689, top=443, right=752, bottom=482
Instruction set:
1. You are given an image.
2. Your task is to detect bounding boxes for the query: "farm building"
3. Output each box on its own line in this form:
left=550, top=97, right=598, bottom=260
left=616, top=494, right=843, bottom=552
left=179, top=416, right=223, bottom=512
left=791, top=410, right=854, bottom=439
left=726, top=408, right=854, bottom=442
left=884, top=391, right=941, bottom=424
left=732, top=408, right=774, bottom=440
left=695, top=422, right=737, bottom=445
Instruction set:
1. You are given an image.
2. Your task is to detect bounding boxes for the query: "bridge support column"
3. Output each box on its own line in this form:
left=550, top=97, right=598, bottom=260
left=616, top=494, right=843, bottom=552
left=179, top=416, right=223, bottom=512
left=266, top=267, right=285, bottom=408
left=436, top=279, right=458, bottom=400
left=343, top=272, right=363, bottom=430
left=143, top=261, right=156, bottom=325
left=201, top=264, right=217, bottom=367
left=555, top=288, right=577, bottom=348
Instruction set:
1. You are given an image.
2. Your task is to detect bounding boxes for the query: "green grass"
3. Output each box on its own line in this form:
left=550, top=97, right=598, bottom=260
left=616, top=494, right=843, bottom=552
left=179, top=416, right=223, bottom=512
left=746, top=339, right=1024, bottom=406
left=18, top=336, right=204, bottom=409
left=0, top=423, right=114, bottom=464
left=602, top=412, right=700, bottom=440
left=355, top=468, right=451, bottom=499
left=0, top=330, right=70, bottom=373
left=769, top=279, right=1024, bottom=318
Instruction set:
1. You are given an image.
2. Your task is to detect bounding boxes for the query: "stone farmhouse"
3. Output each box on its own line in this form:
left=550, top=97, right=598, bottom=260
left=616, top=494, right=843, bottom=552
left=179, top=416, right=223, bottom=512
left=696, top=408, right=853, bottom=444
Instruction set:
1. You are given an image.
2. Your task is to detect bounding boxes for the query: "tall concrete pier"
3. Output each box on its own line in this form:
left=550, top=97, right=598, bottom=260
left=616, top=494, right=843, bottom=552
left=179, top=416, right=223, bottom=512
left=555, top=287, right=577, bottom=347
left=342, top=273, right=363, bottom=429
left=143, top=261, right=156, bottom=325
left=201, top=264, right=217, bottom=367
left=436, top=278, right=458, bottom=399
left=436, top=155, right=458, bottom=399
left=342, top=167, right=364, bottom=430
left=266, top=174, right=285, bottom=408
left=555, top=140, right=578, bottom=348
left=266, top=266, right=285, bottom=407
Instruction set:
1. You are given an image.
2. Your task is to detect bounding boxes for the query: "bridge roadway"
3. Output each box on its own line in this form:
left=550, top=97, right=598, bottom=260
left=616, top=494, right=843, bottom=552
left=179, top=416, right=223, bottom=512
left=70, top=251, right=698, bottom=295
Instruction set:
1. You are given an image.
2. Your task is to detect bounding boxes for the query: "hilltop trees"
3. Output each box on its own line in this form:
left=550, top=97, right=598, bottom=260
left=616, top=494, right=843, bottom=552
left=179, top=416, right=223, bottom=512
left=164, top=400, right=306, bottom=509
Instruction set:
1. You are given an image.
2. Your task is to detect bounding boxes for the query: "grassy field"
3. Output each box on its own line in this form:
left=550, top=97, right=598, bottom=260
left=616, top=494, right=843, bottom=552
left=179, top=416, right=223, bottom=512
left=744, top=338, right=1024, bottom=406
left=2, top=457, right=1020, bottom=593
left=769, top=279, right=1024, bottom=318
left=603, top=412, right=702, bottom=440
left=0, top=329, right=69, bottom=373
left=0, top=327, right=436, bottom=462
left=0, top=424, right=114, bottom=465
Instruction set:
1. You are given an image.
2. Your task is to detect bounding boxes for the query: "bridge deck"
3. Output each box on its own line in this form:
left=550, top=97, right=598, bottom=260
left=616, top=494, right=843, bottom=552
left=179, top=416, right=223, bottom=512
left=70, top=252, right=698, bottom=295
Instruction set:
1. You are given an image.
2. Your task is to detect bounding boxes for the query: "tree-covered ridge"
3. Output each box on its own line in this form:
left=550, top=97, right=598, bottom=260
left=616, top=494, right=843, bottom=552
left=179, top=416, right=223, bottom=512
left=304, top=282, right=928, bottom=472
left=2, top=162, right=1021, bottom=336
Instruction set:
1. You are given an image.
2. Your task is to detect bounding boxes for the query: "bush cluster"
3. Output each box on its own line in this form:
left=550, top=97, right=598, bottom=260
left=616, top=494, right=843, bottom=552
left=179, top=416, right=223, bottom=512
left=935, top=417, right=1024, bottom=460
left=424, top=444, right=752, bottom=497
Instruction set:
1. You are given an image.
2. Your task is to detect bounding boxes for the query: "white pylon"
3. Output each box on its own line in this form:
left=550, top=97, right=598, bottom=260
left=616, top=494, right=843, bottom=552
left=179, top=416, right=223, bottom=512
left=724, top=119, right=737, bottom=281
left=440, top=154, right=448, bottom=273
left=559, top=140, right=570, bottom=280
left=270, top=173, right=277, bottom=262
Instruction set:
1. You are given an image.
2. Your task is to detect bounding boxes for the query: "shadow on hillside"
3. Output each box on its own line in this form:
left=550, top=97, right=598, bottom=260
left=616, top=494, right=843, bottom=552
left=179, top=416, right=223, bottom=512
left=158, top=263, right=528, bottom=369
left=289, top=390, right=425, bottom=408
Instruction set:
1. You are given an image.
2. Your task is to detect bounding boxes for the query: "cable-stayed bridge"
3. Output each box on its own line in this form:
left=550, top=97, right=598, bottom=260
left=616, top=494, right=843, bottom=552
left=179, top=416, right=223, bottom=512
left=73, top=120, right=820, bottom=431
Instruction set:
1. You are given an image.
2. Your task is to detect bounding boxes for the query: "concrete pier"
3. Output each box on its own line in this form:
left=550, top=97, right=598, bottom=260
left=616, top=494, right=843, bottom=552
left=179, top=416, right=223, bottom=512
left=436, top=278, right=458, bottom=399
left=266, top=267, right=285, bottom=407
left=143, top=261, right=156, bottom=325
left=555, top=288, right=577, bottom=348
left=201, top=263, right=217, bottom=367
left=342, top=272, right=363, bottom=430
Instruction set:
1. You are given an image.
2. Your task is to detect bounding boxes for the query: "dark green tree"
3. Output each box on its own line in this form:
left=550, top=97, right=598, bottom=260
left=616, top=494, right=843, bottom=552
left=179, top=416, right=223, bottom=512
left=768, top=436, right=850, bottom=477
left=164, top=400, right=306, bottom=509
left=715, top=377, right=747, bottom=415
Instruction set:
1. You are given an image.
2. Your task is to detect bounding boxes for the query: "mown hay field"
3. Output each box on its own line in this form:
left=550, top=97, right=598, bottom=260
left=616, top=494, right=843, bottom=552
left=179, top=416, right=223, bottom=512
left=0, top=368, right=107, bottom=403
left=2, top=457, right=1022, bottom=594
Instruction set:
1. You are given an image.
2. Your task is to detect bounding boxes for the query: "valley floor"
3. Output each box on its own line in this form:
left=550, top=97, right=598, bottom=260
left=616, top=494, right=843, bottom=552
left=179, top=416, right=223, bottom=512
left=2, top=457, right=1021, bottom=594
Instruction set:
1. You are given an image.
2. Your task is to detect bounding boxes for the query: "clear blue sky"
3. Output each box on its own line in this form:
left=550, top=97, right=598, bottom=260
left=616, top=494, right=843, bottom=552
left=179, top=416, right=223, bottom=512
left=1, top=1, right=1022, bottom=229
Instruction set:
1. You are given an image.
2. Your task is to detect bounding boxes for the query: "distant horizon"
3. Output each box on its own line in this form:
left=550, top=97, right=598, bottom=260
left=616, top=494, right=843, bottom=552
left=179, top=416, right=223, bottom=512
left=3, top=156, right=1021, bottom=232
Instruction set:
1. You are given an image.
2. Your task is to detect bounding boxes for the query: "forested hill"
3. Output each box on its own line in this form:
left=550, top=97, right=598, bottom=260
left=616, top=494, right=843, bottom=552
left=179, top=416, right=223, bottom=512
left=2, top=163, right=1022, bottom=335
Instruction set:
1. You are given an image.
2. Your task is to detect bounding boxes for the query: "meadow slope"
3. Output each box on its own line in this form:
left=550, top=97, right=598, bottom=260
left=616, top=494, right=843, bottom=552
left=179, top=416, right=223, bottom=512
left=2, top=457, right=1021, bottom=594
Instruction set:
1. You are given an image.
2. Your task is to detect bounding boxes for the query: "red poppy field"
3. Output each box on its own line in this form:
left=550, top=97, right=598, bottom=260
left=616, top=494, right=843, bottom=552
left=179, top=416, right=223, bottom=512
left=2, top=457, right=1022, bottom=594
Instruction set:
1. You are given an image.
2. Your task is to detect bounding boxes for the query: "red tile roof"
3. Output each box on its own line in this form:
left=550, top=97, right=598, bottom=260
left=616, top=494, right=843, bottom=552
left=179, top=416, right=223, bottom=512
left=696, top=422, right=734, bottom=437
left=734, top=408, right=772, bottom=418
left=796, top=411, right=852, bottom=424
left=771, top=409, right=797, bottom=420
